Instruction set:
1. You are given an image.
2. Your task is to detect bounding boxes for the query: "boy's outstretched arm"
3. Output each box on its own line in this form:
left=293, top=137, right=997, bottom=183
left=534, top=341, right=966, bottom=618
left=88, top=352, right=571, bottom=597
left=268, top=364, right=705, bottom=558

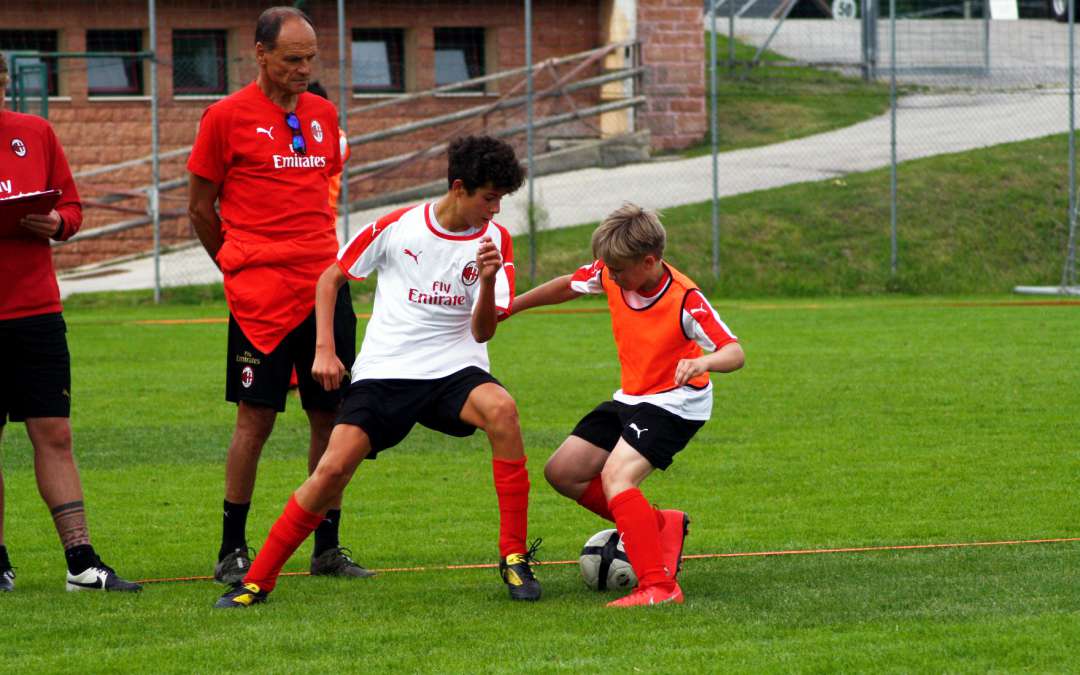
left=312, top=263, right=350, bottom=391
left=674, top=342, right=745, bottom=386
left=510, top=274, right=582, bottom=316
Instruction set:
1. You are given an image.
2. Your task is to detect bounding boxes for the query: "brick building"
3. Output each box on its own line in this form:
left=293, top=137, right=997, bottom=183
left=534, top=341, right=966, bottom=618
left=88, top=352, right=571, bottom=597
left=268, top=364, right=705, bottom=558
left=0, top=0, right=705, bottom=269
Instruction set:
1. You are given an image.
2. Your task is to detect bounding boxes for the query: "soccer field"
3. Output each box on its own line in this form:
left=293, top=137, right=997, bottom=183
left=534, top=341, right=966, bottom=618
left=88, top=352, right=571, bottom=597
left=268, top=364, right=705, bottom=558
left=3, top=296, right=1078, bottom=672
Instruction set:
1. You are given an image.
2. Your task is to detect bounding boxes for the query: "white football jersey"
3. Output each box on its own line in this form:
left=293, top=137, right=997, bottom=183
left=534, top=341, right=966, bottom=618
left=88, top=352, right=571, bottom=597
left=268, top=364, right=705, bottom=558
left=337, top=203, right=515, bottom=382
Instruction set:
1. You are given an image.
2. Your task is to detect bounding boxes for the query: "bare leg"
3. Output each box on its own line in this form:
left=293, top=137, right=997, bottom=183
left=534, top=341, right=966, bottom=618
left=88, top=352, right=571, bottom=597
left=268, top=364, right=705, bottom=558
left=26, top=417, right=89, bottom=549
left=296, top=424, right=370, bottom=515
left=224, top=402, right=277, bottom=503
left=234, top=424, right=371, bottom=594
left=544, top=435, right=611, bottom=500
left=460, top=383, right=536, bottom=576
left=600, top=440, right=656, bottom=500
left=305, top=408, right=342, bottom=510
left=459, top=383, right=524, bottom=460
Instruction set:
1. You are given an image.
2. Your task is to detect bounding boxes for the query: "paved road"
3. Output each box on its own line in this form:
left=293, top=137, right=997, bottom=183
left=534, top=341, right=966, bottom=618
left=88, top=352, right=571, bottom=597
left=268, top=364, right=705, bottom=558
left=58, top=88, right=1073, bottom=297
left=717, top=18, right=1080, bottom=86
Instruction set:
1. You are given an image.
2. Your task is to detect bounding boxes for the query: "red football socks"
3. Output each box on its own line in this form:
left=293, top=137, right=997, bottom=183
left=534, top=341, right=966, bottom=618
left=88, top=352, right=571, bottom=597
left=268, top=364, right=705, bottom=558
left=609, top=487, right=674, bottom=591
left=577, top=476, right=664, bottom=531
left=492, top=456, right=530, bottom=558
left=576, top=476, right=614, bottom=521
left=244, top=494, right=323, bottom=593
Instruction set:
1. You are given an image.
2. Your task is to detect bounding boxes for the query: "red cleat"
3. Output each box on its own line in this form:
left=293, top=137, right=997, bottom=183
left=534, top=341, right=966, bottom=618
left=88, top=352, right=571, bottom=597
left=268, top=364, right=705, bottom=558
left=659, top=510, right=690, bottom=581
left=606, top=583, right=684, bottom=607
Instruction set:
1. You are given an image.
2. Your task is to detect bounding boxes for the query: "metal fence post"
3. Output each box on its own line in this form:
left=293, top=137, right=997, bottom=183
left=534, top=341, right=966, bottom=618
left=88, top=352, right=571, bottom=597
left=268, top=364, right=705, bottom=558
left=711, top=0, right=720, bottom=279
left=728, top=0, right=736, bottom=68
left=862, top=0, right=878, bottom=80
left=889, top=0, right=898, bottom=277
left=1065, top=0, right=1078, bottom=289
left=526, top=0, right=536, bottom=285
left=337, top=0, right=350, bottom=242
left=149, top=0, right=161, bottom=303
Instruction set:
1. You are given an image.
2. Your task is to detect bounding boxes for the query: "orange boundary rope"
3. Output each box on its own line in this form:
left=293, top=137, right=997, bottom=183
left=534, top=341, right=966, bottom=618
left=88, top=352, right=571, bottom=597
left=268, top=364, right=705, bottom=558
left=131, top=308, right=609, bottom=326
left=133, top=536, right=1080, bottom=584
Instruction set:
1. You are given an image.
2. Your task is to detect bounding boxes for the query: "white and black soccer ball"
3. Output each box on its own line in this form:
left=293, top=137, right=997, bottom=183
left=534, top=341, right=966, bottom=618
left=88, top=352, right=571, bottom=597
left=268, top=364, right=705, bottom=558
left=579, top=528, right=637, bottom=591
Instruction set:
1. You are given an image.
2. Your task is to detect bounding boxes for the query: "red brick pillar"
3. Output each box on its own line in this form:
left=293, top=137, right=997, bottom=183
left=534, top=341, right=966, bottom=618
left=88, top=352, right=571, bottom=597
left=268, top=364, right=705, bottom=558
left=636, top=0, right=706, bottom=151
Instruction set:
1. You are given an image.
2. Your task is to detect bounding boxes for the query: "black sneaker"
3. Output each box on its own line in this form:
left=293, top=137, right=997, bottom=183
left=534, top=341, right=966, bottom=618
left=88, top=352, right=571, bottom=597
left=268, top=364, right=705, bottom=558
left=310, top=546, right=375, bottom=578
left=499, top=538, right=542, bottom=601
left=0, top=567, right=13, bottom=592
left=65, top=559, right=142, bottom=592
left=214, top=582, right=267, bottom=609
left=214, top=547, right=254, bottom=585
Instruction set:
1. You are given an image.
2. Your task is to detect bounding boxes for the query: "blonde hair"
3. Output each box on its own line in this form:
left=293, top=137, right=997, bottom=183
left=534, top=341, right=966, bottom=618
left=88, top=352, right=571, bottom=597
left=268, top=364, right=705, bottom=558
left=0, top=53, right=8, bottom=90
left=591, top=202, right=666, bottom=263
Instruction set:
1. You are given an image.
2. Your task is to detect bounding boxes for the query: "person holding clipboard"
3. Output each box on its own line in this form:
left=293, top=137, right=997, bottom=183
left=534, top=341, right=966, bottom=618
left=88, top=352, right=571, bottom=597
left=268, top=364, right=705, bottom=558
left=0, top=52, right=140, bottom=593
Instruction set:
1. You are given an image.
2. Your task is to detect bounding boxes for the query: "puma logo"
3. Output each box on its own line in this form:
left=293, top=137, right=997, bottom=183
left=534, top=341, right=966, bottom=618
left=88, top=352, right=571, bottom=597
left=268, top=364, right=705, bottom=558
left=689, top=306, right=708, bottom=316
left=629, top=423, right=648, bottom=439
left=257, top=126, right=274, bottom=140
left=404, top=248, right=422, bottom=264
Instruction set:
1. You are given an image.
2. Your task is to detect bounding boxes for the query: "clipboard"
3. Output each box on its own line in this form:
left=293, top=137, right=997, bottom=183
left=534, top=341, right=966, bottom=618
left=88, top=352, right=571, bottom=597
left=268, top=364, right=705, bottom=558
left=0, top=189, right=63, bottom=235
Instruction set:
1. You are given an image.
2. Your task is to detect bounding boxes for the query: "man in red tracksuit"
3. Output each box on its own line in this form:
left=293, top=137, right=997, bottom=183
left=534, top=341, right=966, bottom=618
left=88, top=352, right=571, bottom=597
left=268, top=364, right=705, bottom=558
left=0, top=52, right=140, bottom=593
left=188, top=6, right=370, bottom=584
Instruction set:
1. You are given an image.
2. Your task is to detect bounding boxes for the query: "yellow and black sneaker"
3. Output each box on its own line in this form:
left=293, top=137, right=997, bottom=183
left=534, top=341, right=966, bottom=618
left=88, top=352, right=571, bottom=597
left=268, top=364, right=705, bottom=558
left=214, top=582, right=268, bottom=609
left=499, top=538, right=542, bottom=601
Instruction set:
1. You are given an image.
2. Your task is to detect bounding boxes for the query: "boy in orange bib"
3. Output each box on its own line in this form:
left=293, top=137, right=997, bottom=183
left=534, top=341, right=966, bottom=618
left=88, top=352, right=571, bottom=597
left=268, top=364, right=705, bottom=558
left=510, top=203, right=745, bottom=607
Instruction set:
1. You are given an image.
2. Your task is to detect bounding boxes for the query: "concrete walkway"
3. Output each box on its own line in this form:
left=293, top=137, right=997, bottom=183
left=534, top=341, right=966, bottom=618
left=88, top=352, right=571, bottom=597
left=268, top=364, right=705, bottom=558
left=58, top=89, right=1073, bottom=297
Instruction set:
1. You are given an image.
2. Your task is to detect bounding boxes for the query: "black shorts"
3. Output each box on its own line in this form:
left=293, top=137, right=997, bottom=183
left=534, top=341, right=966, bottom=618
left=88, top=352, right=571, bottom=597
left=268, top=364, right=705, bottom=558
left=336, top=366, right=501, bottom=457
left=570, top=400, right=704, bottom=470
left=226, top=285, right=356, bottom=413
left=0, top=312, right=71, bottom=425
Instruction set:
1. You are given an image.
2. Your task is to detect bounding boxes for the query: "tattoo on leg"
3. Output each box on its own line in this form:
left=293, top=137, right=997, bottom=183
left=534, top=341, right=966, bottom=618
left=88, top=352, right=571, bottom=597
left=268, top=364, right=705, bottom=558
left=50, top=500, right=90, bottom=549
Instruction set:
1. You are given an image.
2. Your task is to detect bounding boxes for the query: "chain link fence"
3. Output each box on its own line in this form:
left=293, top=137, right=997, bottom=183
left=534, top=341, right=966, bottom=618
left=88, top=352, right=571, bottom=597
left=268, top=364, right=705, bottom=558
left=702, top=0, right=1078, bottom=293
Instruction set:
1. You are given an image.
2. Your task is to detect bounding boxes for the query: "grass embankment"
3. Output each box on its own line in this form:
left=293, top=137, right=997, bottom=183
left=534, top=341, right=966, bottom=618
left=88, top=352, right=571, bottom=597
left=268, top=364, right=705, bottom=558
left=679, top=33, right=892, bottom=157
left=518, top=134, right=1073, bottom=297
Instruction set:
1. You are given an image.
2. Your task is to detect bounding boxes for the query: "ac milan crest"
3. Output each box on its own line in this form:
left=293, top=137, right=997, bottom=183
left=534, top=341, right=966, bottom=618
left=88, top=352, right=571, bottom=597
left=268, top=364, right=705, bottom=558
left=461, top=261, right=480, bottom=286
left=241, top=366, right=255, bottom=388
left=11, top=139, right=27, bottom=157
left=310, top=120, right=324, bottom=143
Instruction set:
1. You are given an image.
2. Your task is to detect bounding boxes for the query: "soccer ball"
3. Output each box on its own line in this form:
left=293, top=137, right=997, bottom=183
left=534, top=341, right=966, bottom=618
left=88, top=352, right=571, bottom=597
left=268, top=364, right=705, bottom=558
left=579, top=528, right=637, bottom=591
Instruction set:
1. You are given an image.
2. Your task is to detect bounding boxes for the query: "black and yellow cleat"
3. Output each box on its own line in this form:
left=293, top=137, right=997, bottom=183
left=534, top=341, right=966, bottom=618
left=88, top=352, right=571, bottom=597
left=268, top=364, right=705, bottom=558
left=214, top=582, right=268, bottom=609
left=499, top=538, right=542, bottom=601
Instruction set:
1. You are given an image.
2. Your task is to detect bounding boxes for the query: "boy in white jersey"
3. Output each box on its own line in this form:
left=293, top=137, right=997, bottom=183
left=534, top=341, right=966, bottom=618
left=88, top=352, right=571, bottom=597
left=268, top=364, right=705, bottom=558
left=510, top=203, right=745, bottom=607
left=216, top=136, right=541, bottom=608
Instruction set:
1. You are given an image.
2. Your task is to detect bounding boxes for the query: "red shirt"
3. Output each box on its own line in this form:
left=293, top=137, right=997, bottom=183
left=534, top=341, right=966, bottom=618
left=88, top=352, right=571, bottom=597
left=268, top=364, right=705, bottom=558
left=0, top=109, right=82, bottom=321
left=187, top=82, right=342, bottom=353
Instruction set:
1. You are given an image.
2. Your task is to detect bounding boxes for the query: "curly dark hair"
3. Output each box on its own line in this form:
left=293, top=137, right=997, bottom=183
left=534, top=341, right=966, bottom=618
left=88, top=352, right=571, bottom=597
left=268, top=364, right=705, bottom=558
left=447, top=136, right=526, bottom=194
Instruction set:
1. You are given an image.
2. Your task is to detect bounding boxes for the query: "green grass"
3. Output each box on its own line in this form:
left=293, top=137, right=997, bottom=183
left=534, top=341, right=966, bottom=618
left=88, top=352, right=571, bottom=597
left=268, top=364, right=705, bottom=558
left=519, top=134, right=1075, bottom=297
left=678, top=34, right=892, bottom=157
left=2, top=296, right=1078, bottom=672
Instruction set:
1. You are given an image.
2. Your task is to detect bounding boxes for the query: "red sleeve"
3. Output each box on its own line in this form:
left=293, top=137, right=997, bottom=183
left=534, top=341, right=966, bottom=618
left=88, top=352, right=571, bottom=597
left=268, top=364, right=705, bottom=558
left=327, top=108, right=342, bottom=177
left=337, top=206, right=408, bottom=280
left=571, top=259, right=604, bottom=284
left=187, top=105, right=227, bottom=184
left=683, top=289, right=737, bottom=350
left=569, top=259, right=605, bottom=294
left=496, top=224, right=515, bottom=318
left=46, top=123, right=81, bottom=240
